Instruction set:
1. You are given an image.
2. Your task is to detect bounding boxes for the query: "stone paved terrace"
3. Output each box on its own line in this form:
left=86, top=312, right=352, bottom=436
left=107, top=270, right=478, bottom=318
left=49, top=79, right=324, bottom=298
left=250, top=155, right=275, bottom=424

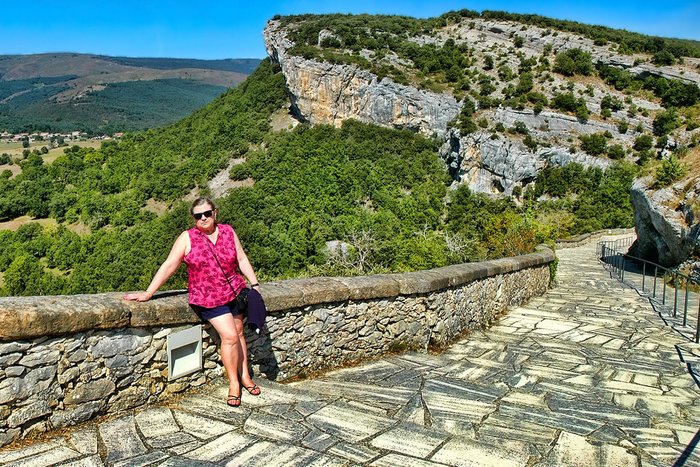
left=0, top=238, right=699, bottom=466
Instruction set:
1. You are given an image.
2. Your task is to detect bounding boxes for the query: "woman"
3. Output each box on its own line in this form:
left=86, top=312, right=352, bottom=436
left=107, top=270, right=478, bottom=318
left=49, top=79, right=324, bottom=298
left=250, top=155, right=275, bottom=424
left=124, top=197, right=261, bottom=407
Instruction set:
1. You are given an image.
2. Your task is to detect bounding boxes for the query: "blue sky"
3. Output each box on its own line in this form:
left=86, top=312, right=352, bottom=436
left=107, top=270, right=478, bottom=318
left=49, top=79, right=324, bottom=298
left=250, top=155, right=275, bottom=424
left=2, top=1, right=698, bottom=60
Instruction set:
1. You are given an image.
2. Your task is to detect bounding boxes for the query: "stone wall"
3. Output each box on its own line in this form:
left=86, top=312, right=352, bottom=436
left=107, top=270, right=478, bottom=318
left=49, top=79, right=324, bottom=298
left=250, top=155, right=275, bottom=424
left=0, top=248, right=554, bottom=447
left=555, top=228, right=636, bottom=249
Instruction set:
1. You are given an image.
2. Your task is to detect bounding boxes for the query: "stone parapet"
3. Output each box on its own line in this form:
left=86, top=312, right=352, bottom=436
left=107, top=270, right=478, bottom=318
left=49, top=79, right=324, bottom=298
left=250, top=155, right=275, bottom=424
left=0, top=247, right=555, bottom=447
left=0, top=249, right=556, bottom=340
left=556, top=228, right=635, bottom=249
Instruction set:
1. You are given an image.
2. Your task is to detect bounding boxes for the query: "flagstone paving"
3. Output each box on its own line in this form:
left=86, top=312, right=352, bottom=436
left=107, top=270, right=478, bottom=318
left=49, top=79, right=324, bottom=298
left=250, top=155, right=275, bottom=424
left=0, top=237, right=699, bottom=466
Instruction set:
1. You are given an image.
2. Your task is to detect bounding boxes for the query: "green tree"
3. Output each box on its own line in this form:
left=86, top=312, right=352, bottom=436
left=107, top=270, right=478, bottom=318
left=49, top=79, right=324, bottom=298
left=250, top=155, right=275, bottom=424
left=655, top=155, right=687, bottom=187
left=554, top=48, right=593, bottom=76
left=652, top=50, right=675, bottom=66
left=3, top=254, right=52, bottom=296
left=652, top=108, right=679, bottom=136
left=579, top=133, right=608, bottom=156
left=633, top=134, right=654, bottom=151
left=607, top=144, right=626, bottom=160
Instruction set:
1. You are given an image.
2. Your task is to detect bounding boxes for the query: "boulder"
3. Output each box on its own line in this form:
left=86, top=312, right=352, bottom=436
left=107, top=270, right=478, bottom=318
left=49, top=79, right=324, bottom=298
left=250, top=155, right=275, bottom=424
left=629, top=177, right=700, bottom=266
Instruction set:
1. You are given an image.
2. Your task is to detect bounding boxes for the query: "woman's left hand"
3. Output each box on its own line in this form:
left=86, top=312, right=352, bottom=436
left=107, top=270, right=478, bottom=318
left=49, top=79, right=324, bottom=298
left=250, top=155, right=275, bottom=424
left=124, top=291, right=152, bottom=302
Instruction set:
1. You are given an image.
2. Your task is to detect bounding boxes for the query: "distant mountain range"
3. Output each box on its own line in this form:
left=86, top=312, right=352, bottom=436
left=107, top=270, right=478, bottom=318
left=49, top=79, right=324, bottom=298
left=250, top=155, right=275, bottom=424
left=0, top=53, right=261, bottom=134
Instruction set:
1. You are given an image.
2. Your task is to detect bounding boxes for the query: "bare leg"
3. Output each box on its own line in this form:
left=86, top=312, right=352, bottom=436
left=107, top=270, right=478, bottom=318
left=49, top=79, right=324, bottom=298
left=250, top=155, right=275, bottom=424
left=207, top=313, right=242, bottom=397
left=231, top=314, right=259, bottom=392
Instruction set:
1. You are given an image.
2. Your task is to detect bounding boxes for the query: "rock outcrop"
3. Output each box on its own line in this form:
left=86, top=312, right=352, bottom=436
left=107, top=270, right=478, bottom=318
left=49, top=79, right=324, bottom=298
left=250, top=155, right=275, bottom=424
left=265, top=22, right=602, bottom=194
left=264, top=20, right=461, bottom=138
left=263, top=14, right=698, bottom=204
left=439, top=108, right=614, bottom=193
left=629, top=177, right=700, bottom=266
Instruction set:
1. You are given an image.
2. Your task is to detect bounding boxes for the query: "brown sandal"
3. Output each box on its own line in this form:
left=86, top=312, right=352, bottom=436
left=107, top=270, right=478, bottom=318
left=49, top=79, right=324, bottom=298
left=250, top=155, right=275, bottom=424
left=227, top=394, right=241, bottom=407
left=244, top=384, right=261, bottom=396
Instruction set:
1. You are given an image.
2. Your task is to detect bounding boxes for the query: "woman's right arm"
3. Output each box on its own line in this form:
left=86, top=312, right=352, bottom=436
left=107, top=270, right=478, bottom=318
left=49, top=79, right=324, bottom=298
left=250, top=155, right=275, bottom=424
left=124, top=231, right=189, bottom=302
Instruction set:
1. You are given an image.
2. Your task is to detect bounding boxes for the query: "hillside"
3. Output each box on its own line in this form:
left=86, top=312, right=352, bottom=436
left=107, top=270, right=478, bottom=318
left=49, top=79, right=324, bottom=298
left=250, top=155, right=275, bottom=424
left=0, top=53, right=260, bottom=133
left=264, top=11, right=700, bottom=270
left=265, top=11, right=700, bottom=195
left=3, top=10, right=700, bottom=296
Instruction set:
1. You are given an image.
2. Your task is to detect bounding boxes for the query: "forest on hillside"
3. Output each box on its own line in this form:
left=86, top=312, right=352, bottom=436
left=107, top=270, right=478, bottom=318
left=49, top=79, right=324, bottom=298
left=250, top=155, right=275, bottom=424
left=0, top=55, right=260, bottom=134
left=0, top=79, right=229, bottom=134
left=0, top=60, right=637, bottom=296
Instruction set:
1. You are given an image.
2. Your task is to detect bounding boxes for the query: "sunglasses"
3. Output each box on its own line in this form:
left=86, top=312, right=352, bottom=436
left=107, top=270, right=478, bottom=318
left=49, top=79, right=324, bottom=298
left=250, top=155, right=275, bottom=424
left=193, top=209, right=214, bottom=220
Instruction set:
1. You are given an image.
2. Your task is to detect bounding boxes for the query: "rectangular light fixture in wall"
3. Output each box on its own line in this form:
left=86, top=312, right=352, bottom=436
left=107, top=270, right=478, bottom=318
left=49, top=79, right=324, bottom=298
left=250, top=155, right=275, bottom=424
left=167, top=325, right=203, bottom=380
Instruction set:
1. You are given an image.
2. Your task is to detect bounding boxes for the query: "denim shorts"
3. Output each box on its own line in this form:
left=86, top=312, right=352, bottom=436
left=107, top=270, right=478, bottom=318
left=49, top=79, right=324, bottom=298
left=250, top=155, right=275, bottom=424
left=191, top=300, right=241, bottom=321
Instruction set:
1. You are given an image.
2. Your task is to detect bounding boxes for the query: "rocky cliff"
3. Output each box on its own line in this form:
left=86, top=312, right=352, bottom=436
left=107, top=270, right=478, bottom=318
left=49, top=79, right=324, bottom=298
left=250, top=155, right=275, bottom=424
left=263, top=13, right=700, bottom=265
left=264, top=16, right=698, bottom=195
left=630, top=177, right=700, bottom=267
left=264, top=23, right=461, bottom=138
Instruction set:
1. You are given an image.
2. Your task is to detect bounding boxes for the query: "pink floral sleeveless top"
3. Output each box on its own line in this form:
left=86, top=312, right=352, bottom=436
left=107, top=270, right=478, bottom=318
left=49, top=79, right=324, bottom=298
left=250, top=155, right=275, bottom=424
left=184, top=223, right=247, bottom=308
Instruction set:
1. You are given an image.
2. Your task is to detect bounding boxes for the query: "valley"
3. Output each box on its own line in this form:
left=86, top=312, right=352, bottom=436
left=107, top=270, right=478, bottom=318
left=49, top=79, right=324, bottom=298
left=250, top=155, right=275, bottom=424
left=1, top=10, right=698, bottom=296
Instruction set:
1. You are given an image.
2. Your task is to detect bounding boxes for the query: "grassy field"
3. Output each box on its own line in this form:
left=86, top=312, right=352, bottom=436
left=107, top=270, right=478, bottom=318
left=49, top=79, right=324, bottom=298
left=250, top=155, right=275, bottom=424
left=0, top=215, right=91, bottom=237
left=0, top=139, right=104, bottom=175
left=0, top=215, right=57, bottom=231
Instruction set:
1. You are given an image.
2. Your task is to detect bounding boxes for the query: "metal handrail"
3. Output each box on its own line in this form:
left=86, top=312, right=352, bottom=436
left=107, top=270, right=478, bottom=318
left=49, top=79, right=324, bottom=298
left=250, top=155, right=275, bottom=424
left=595, top=235, right=635, bottom=256
left=598, top=238, right=700, bottom=343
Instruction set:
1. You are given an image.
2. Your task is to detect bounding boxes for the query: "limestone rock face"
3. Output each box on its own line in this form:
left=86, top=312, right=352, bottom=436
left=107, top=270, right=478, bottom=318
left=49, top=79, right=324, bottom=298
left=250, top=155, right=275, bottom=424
left=264, top=20, right=460, bottom=138
left=441, top=128, right=611, bottom=195
left=263, top=16, right=699, bottom=196
left=263, top=20, right=626, bottom=194
left=629, top=177, right=700, bottom=266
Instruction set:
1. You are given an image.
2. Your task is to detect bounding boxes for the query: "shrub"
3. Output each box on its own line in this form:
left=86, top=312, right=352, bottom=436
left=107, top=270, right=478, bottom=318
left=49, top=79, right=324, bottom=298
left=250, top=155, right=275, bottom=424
left=515, top=72, right=534, bottom=95
left=524, top=135, right=538, bottom=152
left=320, top=37, right=342, bottom=48
left=607, top=144, right=626, bottom=160
left=652, top=108, right=680, bottom=136
left=513, top=121, right=529, bottom=135
left=553, top=48, right=593, bottom=76
left=518, top=57, right=537, bottom=74
left=551, top=90, right=590, bottom=121
left=617, top=120, right=629, bottom=134
left=633, top=134, right=654, bottom=151
left=656, top=135, right=669, bottom=149
left=652, top=50, right=675, bottom=66
left=601, top=95, right=624, bottom=111
left=498, top=65, right=514, bottom=82
left=479, top=77, right=497, bottom=95
left=636, top=149, right=652, bottom=165
left=579, top=133, right=608, bottom=156
left=655, top=155, right=687, bottom=186
left=575, top=104, right=590, bottom=122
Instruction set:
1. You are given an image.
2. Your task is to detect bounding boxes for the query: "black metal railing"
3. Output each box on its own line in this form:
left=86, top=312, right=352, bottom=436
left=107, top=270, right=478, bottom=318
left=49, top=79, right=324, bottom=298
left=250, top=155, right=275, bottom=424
left=598, top=238, right=700, bottom=343
left=595, top=235, right=635, bottom=256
